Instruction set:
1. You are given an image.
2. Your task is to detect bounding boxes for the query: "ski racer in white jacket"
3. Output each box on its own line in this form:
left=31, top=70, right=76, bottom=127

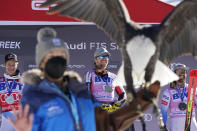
left=161, top=63, right=197, bottom=131
left=0, top=53, right=23, bottom=131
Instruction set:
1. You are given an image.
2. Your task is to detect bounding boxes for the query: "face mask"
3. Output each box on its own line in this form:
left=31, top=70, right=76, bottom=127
left=44, top=56, right=67, bottom=79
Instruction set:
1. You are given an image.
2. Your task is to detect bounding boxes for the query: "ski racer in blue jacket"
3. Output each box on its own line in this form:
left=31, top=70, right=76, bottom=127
left=8, top=27, right=161, bottom=131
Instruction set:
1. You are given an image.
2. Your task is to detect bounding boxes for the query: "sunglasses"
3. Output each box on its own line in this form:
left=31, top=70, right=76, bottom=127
left=98, top=55, right=109, bottom=59
left=175, top=69, right=187, bottom=75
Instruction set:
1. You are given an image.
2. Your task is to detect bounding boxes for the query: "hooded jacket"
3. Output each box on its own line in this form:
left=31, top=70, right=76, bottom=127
left=20, top=69, right=160, bottom=131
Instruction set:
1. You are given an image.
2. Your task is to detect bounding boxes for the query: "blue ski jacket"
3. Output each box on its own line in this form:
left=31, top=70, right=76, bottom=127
left=20, top=70, right=99, bottom=131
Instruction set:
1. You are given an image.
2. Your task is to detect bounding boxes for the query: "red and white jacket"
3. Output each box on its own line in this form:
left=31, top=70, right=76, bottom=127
left=0, top=73, right=23, bottom=113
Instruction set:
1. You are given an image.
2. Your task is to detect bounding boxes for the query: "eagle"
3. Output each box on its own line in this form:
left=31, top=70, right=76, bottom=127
left=40, top=0, right=197, bottom=98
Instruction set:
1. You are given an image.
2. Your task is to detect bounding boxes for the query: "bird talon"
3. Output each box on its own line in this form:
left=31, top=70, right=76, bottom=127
left=141, top=83, right=146, bottom=88
left=141, top=82, right=151, bottom=89
left=145, top=82, right=151, bottom=88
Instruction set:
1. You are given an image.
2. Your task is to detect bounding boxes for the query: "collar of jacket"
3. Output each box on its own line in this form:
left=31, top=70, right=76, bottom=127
left=21, top=69, right=82, bottom=85
left=20, top=69, right=87, bottom=94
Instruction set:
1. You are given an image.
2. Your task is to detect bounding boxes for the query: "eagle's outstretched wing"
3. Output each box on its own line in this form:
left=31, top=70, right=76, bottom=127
left=158, top=0, right=197, bottom=64
left=40, top=0, right=135, bottom=45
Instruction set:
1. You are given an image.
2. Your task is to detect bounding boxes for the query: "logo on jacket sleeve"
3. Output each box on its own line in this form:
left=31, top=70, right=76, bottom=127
left=161, top=100, right=168, bottom=106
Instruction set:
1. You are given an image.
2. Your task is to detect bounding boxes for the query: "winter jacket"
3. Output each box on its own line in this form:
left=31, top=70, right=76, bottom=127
left=20, top=69, right=160, bottom=131
left=85, top=70, right=126, bottom=103
left=0, top=73, right=23, bottom=131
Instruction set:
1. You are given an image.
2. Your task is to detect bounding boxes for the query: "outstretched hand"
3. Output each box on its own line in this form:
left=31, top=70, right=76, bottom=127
left=8, top=104, right=33, bottom=131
